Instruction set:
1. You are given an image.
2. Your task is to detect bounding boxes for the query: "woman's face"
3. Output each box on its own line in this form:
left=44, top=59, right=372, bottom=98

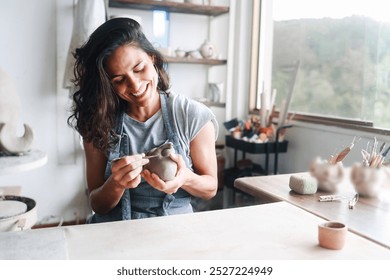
left=105, top=44, right=158, bottom=106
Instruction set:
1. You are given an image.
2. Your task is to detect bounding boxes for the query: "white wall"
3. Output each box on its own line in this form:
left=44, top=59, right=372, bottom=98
left=0, top=0, right=89, bottom=224
left=0, top=0, right=233, bottom=223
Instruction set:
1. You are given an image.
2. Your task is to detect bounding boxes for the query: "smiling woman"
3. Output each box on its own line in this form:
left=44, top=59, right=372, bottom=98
left=252, top=0, right=390, bottom=131
left=67, top=17, right=219, bottom=223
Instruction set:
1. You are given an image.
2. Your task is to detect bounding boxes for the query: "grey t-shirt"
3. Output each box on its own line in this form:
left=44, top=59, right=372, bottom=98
left=123, top=92, right=218, bottom=170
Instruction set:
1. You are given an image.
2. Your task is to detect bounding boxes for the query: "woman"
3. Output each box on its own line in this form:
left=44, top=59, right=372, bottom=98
left=68, top=17, right=218, bottom=223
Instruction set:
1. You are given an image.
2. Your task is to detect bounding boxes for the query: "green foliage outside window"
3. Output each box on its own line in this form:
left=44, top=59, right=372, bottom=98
left=272, top=16, right=390, bottom=128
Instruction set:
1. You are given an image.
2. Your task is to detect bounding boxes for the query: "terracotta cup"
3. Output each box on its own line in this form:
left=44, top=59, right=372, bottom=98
left=318, top=221, right=347, bottom=250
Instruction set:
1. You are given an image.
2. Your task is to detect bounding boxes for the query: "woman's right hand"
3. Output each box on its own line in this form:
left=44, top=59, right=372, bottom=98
left=110, top=154, right=150, bottom=189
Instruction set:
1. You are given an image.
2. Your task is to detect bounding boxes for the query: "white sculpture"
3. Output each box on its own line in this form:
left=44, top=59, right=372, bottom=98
left=310, top=157, right=344, bottom=193
left=0, top=68, right=33, bottom=155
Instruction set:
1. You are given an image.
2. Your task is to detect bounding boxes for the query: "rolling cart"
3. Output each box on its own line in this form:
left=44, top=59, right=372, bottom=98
left=223, top=124, right=292, bottom=206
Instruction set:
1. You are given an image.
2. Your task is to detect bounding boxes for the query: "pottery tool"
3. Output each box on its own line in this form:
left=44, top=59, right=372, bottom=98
left=382, top=146, right=390, bottom=157
left=348, top=193, right=359, bottom=209
left=143, top=155, right=159, bottom=159
left=378, top=142, right=386, bottom=154
left=319, top=195, right=343, bottom=202
left=377, top=146, right=390, bottom=168
left=361, top=149, right=370, bottom=166
left=330, top=136, right=358, bottom=164
left=112, top=155, right=158, bottom=163
left=369, top=137, right=378, bottom=162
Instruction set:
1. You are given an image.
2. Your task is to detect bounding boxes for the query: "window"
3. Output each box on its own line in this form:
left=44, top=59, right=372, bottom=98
left=153, top=10, right=170, bottom=48
left=252, top=0, right=390, bottom=130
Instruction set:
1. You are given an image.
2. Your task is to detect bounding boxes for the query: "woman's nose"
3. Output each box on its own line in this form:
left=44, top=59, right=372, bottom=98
left=125, top=74, right=140, bottom=93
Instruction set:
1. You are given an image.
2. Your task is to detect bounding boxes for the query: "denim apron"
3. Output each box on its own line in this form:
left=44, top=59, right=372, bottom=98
left=88, top=93, right=192, bottom=223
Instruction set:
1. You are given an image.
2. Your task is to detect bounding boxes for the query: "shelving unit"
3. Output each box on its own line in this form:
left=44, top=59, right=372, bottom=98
left=109, top=0, right=229, bottom=17
left=108, top=0, right=234, bottom=114
left=165, top=56, right=227, bottom=65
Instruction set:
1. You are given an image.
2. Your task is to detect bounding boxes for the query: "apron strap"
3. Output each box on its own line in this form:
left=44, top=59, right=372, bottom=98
left=103, top=93, right=189, bottom=220
left=160, top=92, right=188, bottom=165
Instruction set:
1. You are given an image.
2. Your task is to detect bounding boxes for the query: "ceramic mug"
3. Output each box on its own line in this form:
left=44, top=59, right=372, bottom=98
left=318, top=221, right=347, bottom=250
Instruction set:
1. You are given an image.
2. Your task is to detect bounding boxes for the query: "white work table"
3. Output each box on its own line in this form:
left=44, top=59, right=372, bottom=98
left=1, top=202, right=389, bottom=260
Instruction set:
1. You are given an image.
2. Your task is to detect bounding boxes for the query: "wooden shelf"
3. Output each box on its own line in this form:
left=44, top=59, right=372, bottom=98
left=109, top=0, right=229, bottom=16
left=165, top=56, right=226, bottom=65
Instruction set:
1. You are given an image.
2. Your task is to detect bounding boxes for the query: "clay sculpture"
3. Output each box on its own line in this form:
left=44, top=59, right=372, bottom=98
left=0, top=68, right=34, bottom=155
left=144, top=142, right=177, bottom=181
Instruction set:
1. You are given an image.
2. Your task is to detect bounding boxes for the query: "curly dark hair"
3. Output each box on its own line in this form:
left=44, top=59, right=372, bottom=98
left=67, top=17, right=170, bottom=153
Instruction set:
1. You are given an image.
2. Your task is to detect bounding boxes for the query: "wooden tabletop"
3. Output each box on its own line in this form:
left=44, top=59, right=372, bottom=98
left=234, top=171, right=390, bottom=249
left=1, top=202, right=390, bottom=260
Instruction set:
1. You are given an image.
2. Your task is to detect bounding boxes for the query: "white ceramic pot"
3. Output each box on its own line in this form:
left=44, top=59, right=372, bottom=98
left=175, top=48, right=186, bottom=58
left=309, top=157, right=344, bottom=193
left=350, top=163, right=384, bottom=197
left=0, top=196, right=37, bottom=232
left=199, top=40, right=216, bottom=59
left=187, top=50, right=202, bottom=59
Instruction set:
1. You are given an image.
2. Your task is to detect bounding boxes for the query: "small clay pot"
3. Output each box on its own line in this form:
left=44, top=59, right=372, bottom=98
left=318, top=221, right=347, bottom=250
left=144, top=142, right=177, bottom=181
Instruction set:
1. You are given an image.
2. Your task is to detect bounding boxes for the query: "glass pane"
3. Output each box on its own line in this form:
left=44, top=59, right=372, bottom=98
left=271, top=0, right=390, bottom=128
left=152, top=10, right=170, bottom=48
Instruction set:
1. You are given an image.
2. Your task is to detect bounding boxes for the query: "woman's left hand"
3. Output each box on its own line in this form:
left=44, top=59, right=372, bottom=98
left=141, top=153, right=187, bottom=194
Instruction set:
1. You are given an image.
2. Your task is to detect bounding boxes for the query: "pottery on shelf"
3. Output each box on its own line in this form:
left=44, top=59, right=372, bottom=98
left=144, top=142, right=177, bottom=181
left=199, top=40, right=216, bottom=59
left=187, top=50, right=202, bottom=59
left=208, top=83, right=223, bottom=102
left=175, top=48, right=186, bottom=58
left=309, top=157, right=344, bottom=193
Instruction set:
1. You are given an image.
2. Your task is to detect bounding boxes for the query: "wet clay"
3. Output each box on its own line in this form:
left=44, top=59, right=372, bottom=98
left=144, top=142, right=177, bottom=181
